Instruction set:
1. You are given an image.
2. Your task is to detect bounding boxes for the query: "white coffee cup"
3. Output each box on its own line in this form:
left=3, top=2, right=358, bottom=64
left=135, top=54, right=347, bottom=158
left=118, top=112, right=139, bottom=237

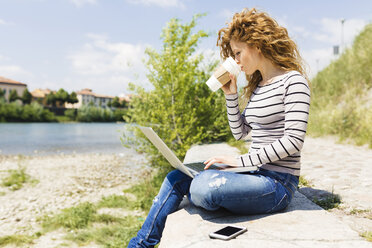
left=206, top=57, right=241, bottom=92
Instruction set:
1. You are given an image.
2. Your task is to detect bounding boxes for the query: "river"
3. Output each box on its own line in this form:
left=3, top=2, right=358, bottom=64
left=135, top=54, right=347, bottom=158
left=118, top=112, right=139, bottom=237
left=0, top=122, right=133, bottom=155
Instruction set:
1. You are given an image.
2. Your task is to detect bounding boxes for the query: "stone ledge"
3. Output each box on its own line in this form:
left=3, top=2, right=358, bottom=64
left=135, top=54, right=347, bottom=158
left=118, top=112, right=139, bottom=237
left=159, top=143, right=371, bottom=248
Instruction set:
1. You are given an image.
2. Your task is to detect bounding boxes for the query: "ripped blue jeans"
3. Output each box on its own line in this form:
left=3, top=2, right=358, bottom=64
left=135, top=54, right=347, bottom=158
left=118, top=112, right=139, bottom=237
left=128, top=169, right=299, bottom=248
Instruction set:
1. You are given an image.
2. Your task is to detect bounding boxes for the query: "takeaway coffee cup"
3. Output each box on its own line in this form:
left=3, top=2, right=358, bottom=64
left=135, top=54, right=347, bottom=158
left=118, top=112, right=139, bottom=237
left=206, top=57, right=241, bottom=92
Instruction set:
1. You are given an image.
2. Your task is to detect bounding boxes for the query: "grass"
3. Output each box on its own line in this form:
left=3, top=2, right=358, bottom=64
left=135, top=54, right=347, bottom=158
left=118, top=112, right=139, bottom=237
left=1, top=166, right=38, bottom=191
left=349, top=208, right=372, bottom=219
left=299, top=176, right=312, bottom=187
left=361, top=231, right=372, bottom=242
left=307, top=23, right=372, bottom=148
left=36, top=168, right=169, bottom=247
left=312, top=193, right=342, bottom=210
left=0, top=234, right=38, bottom=247
left=97, top=194, right=134, bottom=209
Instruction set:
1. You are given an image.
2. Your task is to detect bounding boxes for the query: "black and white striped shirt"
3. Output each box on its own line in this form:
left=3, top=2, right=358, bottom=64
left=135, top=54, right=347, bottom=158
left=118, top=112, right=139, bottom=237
left=225, top=71, right=310, bottom=176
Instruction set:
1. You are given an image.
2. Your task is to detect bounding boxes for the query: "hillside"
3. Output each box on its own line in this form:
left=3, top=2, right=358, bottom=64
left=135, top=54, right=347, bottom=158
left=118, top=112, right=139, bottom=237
left=307, top=23, right=372, bottom=148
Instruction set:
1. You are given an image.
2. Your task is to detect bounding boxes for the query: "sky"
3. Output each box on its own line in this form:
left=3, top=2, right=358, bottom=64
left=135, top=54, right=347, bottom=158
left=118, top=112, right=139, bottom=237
left=0, top=0, right=371, bottom=97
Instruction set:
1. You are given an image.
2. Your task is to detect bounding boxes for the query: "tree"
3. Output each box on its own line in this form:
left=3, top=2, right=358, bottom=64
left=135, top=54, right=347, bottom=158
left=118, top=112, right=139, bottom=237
left=120, top=100, right=128, bottom=108
left=46, top=92, right=57, bottom=107
left=68, top=92, right=79, bottom=104
left=124, top=15, right=231, bottom=168
left=55, top=88, right=69, bottom=106
left=8, top=89, right=19, bottom=102
left=0, top=89, right=5, bottom=100
left=22, top=89, right=32, bottom=104
left=111, top=97, right=121, bottom=108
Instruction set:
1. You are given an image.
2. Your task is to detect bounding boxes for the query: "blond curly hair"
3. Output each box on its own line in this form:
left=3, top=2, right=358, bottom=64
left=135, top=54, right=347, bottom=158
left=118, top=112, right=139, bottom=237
left=217, top=8, right=308, bottom=101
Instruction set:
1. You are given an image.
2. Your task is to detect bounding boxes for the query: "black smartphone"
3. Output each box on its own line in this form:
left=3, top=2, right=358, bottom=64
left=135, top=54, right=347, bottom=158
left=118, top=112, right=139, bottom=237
left=209, top=225, right=247, bottom=240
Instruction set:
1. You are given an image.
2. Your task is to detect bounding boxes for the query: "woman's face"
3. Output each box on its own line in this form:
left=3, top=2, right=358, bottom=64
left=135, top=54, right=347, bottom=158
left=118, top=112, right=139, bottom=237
left=230, top=39, right=262, bottom=75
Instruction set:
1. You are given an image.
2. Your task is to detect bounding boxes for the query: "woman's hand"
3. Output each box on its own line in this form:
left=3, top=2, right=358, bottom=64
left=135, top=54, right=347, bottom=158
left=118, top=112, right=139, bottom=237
left=203, top=155, right=239, bottom=170
left=220, top=73, right=238, bottom=95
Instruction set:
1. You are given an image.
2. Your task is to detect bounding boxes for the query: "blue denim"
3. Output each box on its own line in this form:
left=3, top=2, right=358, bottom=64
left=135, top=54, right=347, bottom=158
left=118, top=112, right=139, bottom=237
left=127, top=168, right=299, bottom=248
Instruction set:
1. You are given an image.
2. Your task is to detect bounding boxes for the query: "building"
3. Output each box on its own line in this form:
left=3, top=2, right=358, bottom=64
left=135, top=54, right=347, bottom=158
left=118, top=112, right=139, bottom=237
left=65, top=88, right=115, bottom=109
left=31, top=88, right=53, bottom=105
left=0, top=76, right=27, bottom=102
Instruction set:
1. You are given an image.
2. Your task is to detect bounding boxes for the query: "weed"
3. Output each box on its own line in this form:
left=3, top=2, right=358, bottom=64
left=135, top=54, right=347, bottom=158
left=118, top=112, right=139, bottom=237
left=65, top=215, right=142, bottom=247
left=42, top=202, right=97, bottom=231
left=349, top=208, right=372, bottom=219
left=0, top=234, right=35, bottom=247
left=313, top=193, right=342, bottom=210
left=299, top=176, right=312, bottom=187
left=1, top=166, right=34, bottom=191
left=361, top=231, right=372, bottom=242
left=97, top=194, right=134, bottom=209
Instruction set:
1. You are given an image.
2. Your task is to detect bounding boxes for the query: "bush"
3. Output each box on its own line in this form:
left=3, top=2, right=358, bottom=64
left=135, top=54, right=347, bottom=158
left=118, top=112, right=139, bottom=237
left=124, top=15, right=231, bottom=168
left=76, top=105, right=115, bottom=122
left=0, top=101, right=55, bottom=122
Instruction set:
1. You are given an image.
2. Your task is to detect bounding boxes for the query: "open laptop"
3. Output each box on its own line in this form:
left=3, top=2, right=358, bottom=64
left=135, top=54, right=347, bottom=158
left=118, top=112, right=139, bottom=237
left=139, top=126, right=258, bottom=178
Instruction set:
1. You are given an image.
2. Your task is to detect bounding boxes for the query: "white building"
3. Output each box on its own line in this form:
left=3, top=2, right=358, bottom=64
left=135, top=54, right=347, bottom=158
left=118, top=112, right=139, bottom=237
left=65, top=88, right=114, bottom=109
left=0, top=76, right=27, bottom=102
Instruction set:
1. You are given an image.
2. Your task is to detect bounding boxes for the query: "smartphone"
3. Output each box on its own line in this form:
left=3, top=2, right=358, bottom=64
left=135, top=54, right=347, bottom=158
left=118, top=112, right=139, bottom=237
left=209, top=225, right=247, bottom=240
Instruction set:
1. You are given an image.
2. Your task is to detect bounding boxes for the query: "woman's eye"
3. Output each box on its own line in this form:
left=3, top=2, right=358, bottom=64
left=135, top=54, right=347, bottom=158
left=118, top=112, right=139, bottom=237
left=235, top=52, right=240, bottom=56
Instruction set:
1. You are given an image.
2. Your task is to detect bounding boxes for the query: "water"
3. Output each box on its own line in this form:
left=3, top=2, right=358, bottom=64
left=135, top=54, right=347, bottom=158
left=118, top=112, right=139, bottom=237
left=0, top=122, right=133, bottom=155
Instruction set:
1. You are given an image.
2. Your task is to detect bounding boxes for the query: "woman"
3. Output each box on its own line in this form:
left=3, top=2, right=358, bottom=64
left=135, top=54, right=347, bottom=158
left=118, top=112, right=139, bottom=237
left=128, top=8, right=310, bottom=248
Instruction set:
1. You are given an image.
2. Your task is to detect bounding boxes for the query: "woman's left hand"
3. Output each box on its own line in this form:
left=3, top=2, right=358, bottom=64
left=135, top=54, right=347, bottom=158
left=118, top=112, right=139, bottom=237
left=203, top=155, right=239, bottom=170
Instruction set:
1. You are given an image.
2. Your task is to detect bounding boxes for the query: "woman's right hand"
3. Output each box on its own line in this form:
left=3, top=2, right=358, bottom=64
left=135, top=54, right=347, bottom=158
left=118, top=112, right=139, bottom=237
left=221, top=73, right=238, bottom=95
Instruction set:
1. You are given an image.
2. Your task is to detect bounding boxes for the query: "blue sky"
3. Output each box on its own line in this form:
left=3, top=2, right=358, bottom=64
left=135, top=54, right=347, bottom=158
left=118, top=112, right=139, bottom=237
left=0, top=0, right=371, bottom=97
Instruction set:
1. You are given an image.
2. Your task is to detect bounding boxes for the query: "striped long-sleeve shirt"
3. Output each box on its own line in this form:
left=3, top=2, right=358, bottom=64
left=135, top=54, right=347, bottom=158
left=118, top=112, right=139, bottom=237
left=225, top=71, right=310, bottom=176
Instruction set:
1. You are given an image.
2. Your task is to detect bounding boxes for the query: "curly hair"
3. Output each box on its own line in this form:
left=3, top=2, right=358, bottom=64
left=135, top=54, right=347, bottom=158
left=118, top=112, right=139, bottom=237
left=217, top=8, right=307, bottom=100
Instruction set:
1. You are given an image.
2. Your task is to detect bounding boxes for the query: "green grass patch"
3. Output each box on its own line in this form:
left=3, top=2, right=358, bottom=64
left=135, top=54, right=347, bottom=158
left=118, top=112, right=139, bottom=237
left=361, top=231, right=372, bottom=242
left=97, top=194, right=134, bottom=209
left=313, top=193, right=342, bottom=210
left=1, top=166, right=38, bottom=191
left=349, top=208, right=372, bottom=219
left=42, top=202, right=97, bottom=231
left=299, top=176, right=312, bottom=187
left=124, top=169, right=169, bottom=212
left=0, top=191, right=5, bottom=196
left=55, top=115, right=74, bottom=122
left=38, top=169, right=169, bottom=247
left=0, top=234, right=36, bottom=247
left=65, top=215, right=142, bottom=247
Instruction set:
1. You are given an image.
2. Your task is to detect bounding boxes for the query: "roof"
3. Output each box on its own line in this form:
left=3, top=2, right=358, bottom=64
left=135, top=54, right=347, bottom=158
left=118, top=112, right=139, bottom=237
left=76, top=88, right=114, bottom=99
left=31, top=88, right=53, bottom=98
left=0, top=76, right=27, bottom=86
left=76, top=88, right=96, bottom=96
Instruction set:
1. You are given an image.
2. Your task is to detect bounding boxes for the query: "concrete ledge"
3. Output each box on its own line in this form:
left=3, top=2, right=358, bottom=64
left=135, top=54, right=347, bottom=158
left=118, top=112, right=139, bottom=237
left=159, top=143, right=371, bottom=248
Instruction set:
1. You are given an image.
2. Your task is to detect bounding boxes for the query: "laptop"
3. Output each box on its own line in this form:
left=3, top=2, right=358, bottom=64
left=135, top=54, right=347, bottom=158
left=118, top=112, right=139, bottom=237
left=139, top=126, right=258, bottom=178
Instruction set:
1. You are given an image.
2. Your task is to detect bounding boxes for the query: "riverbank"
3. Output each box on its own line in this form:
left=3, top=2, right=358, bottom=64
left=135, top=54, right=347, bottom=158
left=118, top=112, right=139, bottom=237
left=0, top=152, right=152, bottom=240
left=1, top=136, right=371, bottom=246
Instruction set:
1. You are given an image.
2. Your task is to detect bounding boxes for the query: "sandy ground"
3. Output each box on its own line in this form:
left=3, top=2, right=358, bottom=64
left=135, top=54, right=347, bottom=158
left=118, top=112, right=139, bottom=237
left=300, top=136, right=372, bottom=235
left=0, top=150, right=153, bottom=247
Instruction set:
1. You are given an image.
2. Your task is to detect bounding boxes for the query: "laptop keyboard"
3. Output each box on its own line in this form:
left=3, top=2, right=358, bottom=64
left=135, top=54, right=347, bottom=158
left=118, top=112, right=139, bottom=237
left=184, top=162, right=220, bottom=172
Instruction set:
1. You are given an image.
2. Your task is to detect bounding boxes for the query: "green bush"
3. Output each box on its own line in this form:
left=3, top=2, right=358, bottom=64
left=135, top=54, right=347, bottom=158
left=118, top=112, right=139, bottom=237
left=124, top=14, right=231, bottom=168
left=76, top=105, right=115, bottom=122
left=64, top=109, right=77, bottom=121
left=0, top=100, right=55, bottom=122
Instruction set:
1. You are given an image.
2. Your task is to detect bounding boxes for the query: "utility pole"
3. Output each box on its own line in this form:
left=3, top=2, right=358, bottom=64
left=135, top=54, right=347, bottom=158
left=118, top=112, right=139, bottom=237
left=341, top=19, right=345, bottom=53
